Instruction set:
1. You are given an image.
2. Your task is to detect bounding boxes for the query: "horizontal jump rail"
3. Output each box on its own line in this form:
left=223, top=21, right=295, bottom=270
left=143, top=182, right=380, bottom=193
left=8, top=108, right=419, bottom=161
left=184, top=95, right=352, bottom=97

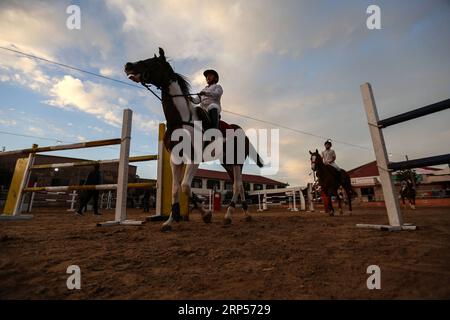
left=30, top=154, right=158, bottom=170
left=388, top=153, right=450, bottom=171
left=23, top=182, right=155, bottom=193
left=378, top=99, right=450, bottom=128
left=0, top=138, right=122, bottom=157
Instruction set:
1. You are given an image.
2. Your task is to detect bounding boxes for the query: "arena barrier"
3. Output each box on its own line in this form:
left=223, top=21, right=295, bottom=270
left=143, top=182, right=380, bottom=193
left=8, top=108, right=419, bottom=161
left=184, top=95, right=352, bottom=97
left=250, top=183, right=314, bottom=212
left=359, top=83, right=449, bottom=231
left=0, top=109, right=188, bottom=225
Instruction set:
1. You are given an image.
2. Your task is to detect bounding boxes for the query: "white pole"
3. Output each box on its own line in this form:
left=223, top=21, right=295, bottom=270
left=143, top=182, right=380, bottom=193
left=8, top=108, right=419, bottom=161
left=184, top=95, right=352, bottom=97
left=208, top=189, right=212, bottom=211
left=98, top=109, right=144, bottom=227
left=361, top=83, right=403, bottom=227
left=292, top=189, right=298, bottom=211
left=114, top=109, right=132, bottom=223
left=262, top=192, right=268, bottom=210
left=67, top=191, right=77, bottom=211
left=27, top=182, right=37, bottom=213
left=299, top=187, right=306, bottom=211
left=257, top=192, right=262, bottom=211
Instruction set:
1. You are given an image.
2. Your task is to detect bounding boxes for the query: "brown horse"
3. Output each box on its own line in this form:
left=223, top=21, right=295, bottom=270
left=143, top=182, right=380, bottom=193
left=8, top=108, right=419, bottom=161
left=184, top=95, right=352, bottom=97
left=400, top=180, right=416, bottom=210
left=124, top=48, right=264, bottom=231
left=309, top=150, right=353, bottom=215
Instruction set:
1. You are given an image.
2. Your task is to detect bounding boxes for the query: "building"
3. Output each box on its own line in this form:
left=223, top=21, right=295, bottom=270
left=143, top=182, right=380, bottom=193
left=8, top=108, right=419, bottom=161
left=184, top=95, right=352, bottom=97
left=191, top=168, right=287, bottom=203
left=348, top=161, right=450, bottom=202
left=0, top=154, right=287, bottom=207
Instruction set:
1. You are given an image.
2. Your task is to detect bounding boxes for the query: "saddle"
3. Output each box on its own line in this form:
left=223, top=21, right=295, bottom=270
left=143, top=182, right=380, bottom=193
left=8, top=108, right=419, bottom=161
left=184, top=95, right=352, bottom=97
left=163, top=107, right=236, bottom=152
left=194, top=106, right=235, bottom=136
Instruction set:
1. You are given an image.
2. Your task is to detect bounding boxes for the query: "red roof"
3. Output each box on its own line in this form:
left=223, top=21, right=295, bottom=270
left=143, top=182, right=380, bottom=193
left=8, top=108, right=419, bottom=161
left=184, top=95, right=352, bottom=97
left=347, top=160, right=443, bottom=178
left=347, top=161, right=379, bottom=178
left=195, top=168, right=287, bottom=186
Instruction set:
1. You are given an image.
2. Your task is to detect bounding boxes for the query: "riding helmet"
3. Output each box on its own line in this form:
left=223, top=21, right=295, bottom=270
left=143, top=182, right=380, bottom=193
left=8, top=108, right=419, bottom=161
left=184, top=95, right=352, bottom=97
left=203, top=69, right=219, bottom=82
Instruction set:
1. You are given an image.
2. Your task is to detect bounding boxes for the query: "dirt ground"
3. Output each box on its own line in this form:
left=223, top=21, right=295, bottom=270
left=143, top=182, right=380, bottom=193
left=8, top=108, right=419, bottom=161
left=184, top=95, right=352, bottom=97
left=1, top=205, right=449, bottom=299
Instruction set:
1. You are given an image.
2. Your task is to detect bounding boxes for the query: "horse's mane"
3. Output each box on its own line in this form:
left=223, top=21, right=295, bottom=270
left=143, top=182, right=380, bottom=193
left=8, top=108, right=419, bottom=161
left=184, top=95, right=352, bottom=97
left=174, top=73, right=191, bottom=96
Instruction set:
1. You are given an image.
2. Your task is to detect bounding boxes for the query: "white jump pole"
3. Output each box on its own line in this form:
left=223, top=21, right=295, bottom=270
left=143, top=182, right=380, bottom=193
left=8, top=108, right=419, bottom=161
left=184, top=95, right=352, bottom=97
left=262, top=192, right=268, bottom=211
left=98, top=109, right=144, bottom=227
left=67, top=191, right=77, bottom=211
left=292, top=189, right=298, bottom=211
left=299, top=187, right=306, bottom=211
left=257, top=192, right=262, bottom=212
left=208, top=189, right=212, bottom=211
left=359, top=83, right=403, bottom=229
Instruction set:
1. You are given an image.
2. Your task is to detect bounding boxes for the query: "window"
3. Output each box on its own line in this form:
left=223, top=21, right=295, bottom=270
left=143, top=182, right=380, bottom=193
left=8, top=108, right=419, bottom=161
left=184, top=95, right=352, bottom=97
left=51, top=178, right=70, bottom=186
left=192, top=178, right=203, bottom=188
left=266, top=185, right=274, bottom=189
left=225, top=182, right=233, bottom=190
left=207, top=179, right=220, bottom=190
left=254, top=184, right=263, bottom=190
left=361, top=187, right=375, bottom=201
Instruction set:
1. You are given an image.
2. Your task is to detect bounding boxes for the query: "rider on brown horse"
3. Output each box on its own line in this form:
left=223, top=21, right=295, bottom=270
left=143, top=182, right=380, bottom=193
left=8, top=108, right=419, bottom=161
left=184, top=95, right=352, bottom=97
left=322, top=140, right=342, bottom=183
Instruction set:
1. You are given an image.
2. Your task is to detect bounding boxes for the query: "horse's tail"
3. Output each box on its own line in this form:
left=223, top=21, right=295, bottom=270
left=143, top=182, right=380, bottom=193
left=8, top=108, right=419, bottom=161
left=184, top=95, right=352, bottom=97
left=246, top=135, right=264, bottom=168
left=229, top=124, right=264, bottom=168
left=342, top=171, right=356, bottom=198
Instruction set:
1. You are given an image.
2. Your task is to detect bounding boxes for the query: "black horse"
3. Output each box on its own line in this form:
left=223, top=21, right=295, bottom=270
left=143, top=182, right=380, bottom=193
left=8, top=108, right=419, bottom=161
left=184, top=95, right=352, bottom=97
left=124, top=48, right=264, bottom=231
left=309, top=149, right=353, bottom=215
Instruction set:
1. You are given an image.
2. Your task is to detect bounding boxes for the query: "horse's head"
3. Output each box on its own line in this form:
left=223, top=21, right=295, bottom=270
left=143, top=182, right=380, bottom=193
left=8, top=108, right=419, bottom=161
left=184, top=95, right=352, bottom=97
left=124, top=47, right=175, bottom=88
left=309, top=149, right=322, bottom=171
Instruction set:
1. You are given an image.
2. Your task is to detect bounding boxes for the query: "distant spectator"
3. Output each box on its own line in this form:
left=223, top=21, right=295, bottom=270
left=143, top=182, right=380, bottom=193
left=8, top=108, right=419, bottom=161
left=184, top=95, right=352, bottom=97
left=76, top=164, right=102, bottom=216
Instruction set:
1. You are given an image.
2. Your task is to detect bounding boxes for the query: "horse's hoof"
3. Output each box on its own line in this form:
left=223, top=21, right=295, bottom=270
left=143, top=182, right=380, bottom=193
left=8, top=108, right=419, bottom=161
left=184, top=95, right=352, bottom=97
left=244, top=215, right=252, bottom=222
left=223, top=217, right=232, bottom=225
left=202, top=211, right=212, bottom=224
left=161, top=224, right=172, bottom=232
left=329, top=211, right=334, bottom=217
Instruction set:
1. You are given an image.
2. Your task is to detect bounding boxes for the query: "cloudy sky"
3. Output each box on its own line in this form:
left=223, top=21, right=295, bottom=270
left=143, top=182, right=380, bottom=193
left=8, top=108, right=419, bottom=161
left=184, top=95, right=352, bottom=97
left=1, top=0, right=449, bottom=186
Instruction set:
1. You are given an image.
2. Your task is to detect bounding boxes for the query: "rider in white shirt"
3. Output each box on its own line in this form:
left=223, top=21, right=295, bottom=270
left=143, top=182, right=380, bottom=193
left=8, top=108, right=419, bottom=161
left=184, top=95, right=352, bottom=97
left=322, top=140, right=341, bottom=170
left=191, top=69, right=222, bottom=130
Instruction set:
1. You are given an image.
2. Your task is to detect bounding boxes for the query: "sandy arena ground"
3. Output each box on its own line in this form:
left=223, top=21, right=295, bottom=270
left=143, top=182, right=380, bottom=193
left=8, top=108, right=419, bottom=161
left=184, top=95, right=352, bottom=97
left=1, top=205, right=449, bottom=299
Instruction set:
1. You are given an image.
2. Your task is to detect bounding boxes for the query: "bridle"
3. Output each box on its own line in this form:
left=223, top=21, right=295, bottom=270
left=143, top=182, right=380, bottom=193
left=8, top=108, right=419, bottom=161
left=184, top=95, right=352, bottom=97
left=127, top=62, right=202, bottom=102
left=139, top=78, right=202, bottom=104
left=310, top=154, right=318, bottom=171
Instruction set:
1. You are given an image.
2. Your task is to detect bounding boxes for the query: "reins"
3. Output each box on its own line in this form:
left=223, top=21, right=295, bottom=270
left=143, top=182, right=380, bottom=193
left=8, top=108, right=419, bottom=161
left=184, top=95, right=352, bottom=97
left=141, top=82, right=201, bottom=101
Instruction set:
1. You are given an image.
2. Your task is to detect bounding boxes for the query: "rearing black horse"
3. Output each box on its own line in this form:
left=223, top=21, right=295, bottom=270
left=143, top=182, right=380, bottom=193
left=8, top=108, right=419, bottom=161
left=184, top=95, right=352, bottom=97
left=124, top=48, right=264, bottom=231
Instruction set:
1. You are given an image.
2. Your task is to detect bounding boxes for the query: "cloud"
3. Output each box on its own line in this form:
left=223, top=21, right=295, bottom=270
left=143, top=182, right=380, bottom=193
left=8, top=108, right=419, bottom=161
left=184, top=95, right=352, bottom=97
left=1, top=0, right=449, bottom=186
left=0, top=119, right=17, bottom=126
left=28, top=126, right=45, bottom=136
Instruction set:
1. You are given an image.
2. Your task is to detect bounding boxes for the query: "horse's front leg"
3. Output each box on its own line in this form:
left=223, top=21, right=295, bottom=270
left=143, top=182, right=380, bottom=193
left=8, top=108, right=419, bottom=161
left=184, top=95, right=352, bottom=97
left=409, top=196, right=416, bottom=210
left=161, top=161, right=184, bottom=232
left=181, top=163, right=212, bottom=224
left=338, top=195, right=343, bottom=215
left=347, top=188, right=352, bottom=215
left=327, top=191, right=334, bottom=216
